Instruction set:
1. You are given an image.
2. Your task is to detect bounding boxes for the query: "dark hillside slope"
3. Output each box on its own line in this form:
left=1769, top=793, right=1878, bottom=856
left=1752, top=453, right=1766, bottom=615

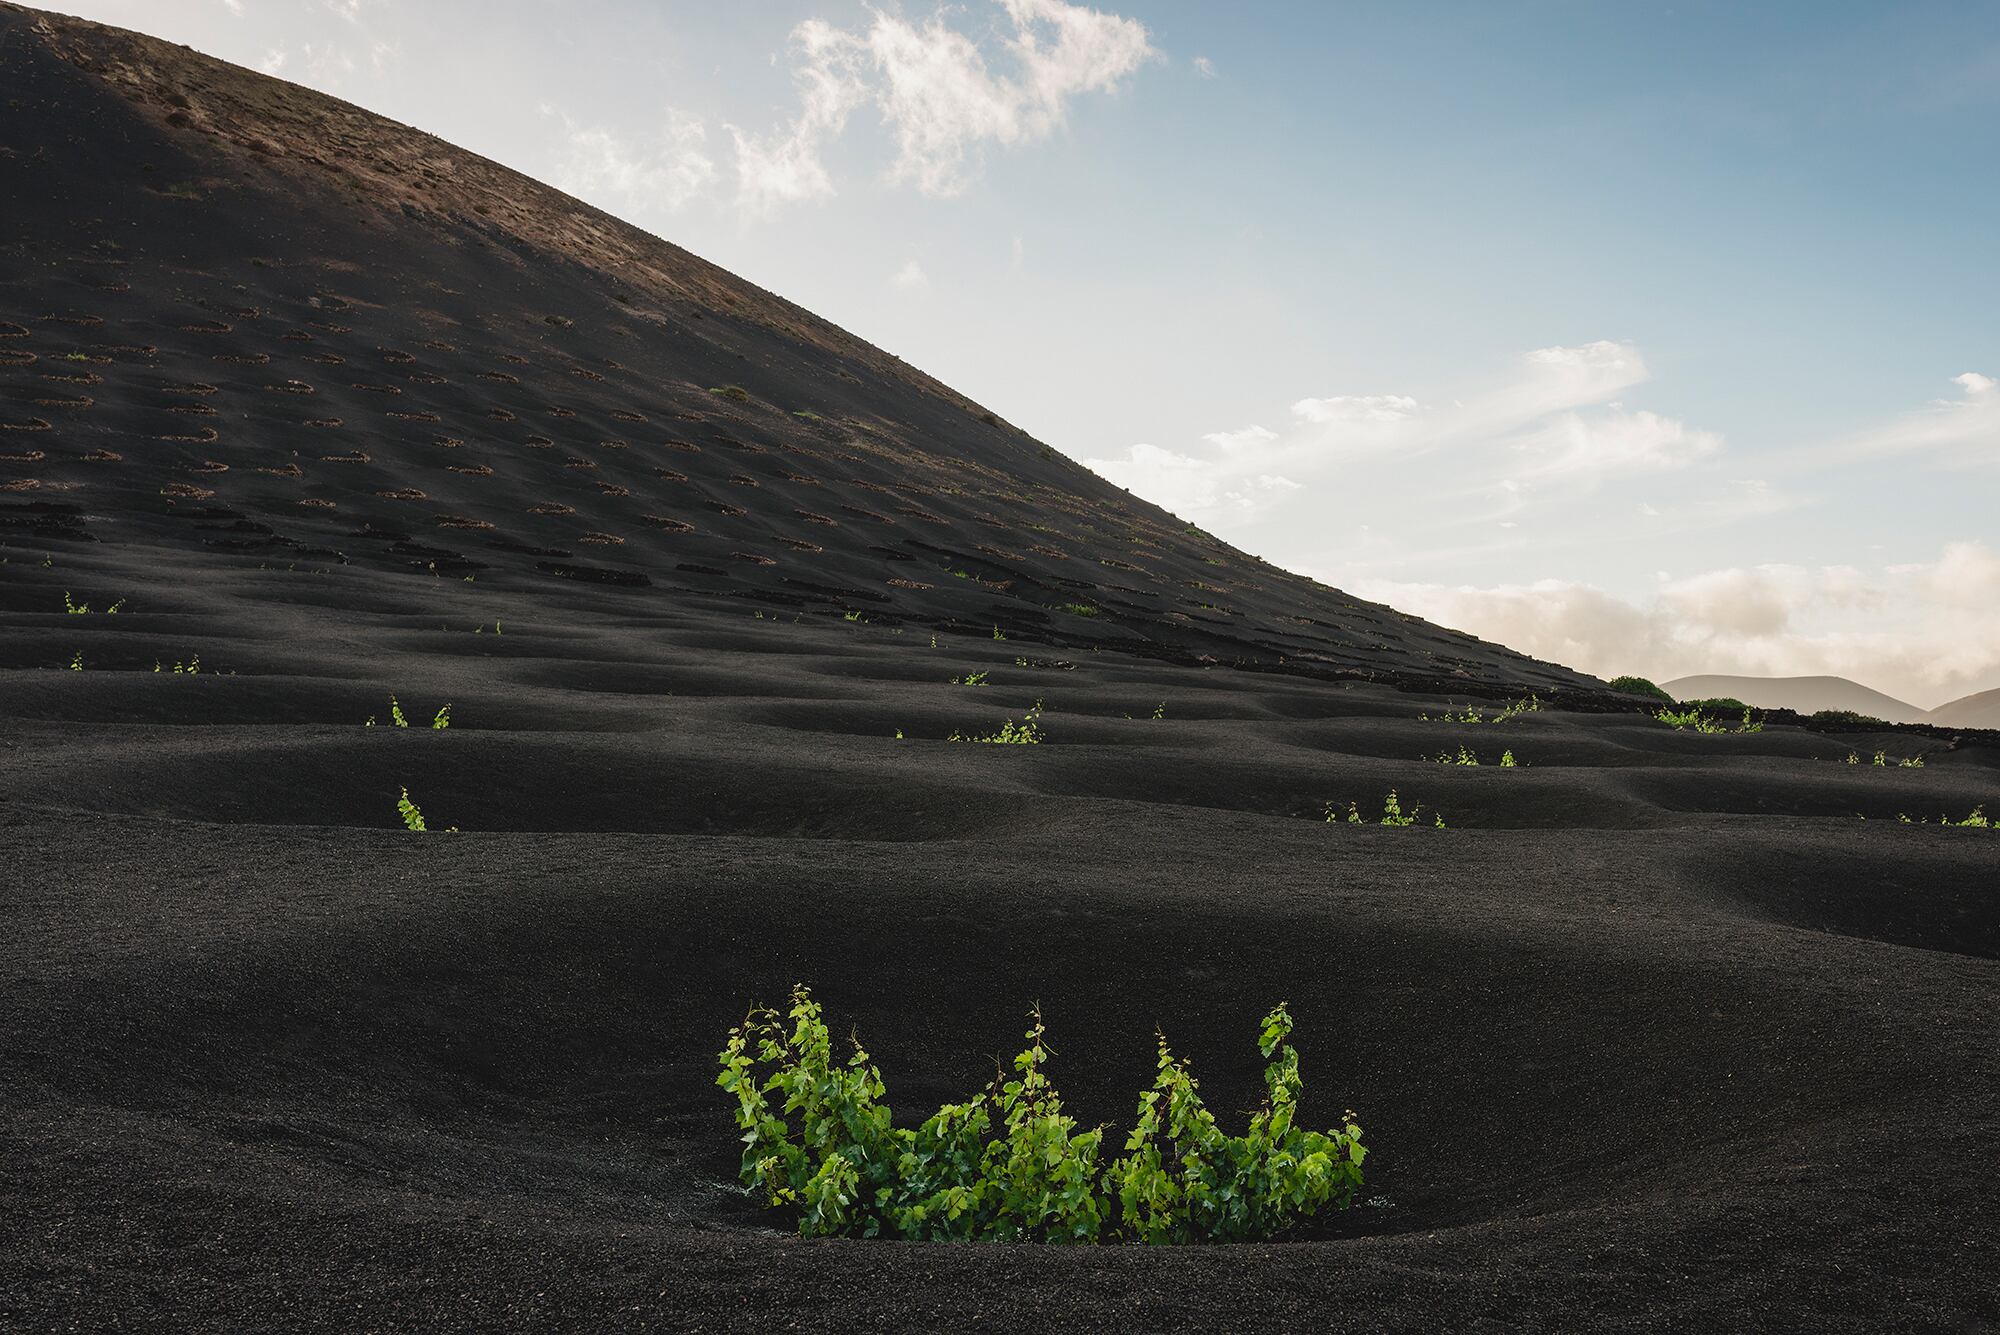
left=0, top=3, right=1590, bottom=691
left=4, top=7, right=1996, bottom=1333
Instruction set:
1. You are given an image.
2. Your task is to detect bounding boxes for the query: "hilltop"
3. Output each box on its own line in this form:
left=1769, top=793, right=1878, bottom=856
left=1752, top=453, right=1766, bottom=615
left=1924, top=687, right=2000, bottom=730
left=0, top=1, right=1590, bottom=695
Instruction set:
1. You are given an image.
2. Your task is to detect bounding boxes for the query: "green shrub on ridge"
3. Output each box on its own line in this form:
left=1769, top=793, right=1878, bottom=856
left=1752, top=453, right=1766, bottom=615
left=1607, top=675, right=1673, bottom=703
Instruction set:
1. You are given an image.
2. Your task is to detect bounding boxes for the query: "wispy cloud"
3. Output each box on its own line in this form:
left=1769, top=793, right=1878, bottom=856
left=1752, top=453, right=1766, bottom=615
left=732, top=0, right=1156, bottom=215
left=890, top=258, right=931, bottom=292
left=244, top=0, right=397, bottom=92
left=543, top=106, right=716, bottom=217
left=1818, top=370, right=1998, bottom=468
left=1085, top=340, right=1718, bottom=530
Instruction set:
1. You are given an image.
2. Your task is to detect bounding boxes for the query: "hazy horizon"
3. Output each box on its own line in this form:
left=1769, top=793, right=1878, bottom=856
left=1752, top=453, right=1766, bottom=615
left=45, top=0, right=1999, bottom=708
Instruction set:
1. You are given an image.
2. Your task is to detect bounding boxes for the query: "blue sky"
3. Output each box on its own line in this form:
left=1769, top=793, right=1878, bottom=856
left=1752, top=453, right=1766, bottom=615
left=51, top=1, right=2000, bottom=704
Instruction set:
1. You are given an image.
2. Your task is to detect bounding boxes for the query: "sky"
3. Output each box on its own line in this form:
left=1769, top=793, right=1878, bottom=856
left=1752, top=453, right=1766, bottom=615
left=47, top=0, right=2000, bottom=707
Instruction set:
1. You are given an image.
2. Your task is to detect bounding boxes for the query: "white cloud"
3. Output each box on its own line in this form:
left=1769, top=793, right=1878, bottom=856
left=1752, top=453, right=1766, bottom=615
left=1094, top=443, right=1229, bottom=515
left=1806, top=371, right=1999, bottom=468
left=1201, top=424, right=1278, bottom=451
left=1348, top=540, right=2000, bottom=708
left=1919, top=538, right=2000, bottom=606
left=1093, top=444, right=1300, bottom=519
left=296, top=41, right=356, bottom=87
left=891, top=259, right=931, bottom=291
left=1193, top=55, right=1217, bottom=79
left=733, top=0, right=1155, bottom=213
left=1291, top=394, right=1420, bottom=425
left=244, top=1, right=393, bottom=92
left=1518, top=407, right=1722, bottom=477
left=1086, top=339, right=1714, bottom=537
left=546, top=107, right=715, bottom=216
left=730, top=19, right=869, bottom=214
left=220, top=0, right=244, bottom=14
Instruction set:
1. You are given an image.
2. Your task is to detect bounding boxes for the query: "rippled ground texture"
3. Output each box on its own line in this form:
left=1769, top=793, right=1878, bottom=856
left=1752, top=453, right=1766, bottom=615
left=3, top=4, right=1997, bottom=1329
left=4, top=546, right=1997, bottom=1331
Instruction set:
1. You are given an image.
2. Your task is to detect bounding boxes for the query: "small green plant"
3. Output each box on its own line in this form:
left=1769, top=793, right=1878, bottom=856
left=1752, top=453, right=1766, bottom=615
left=63, top=592, right=89, bottom=615
left=106, top=599, right=125, bottom=614
left=1424, top=746, right=1518, bottom=766
left=717, top=987, right=1365, bottom=1244
left=1331, top=790, right=1444, bottom=828
left=709, top=384, right=752, bottom=402
left=390, top=695, right=410, bottom=728
left=1655, top=705, right=1759, bottom=735
left=1899, top=755, right=1926, bottom=769
left=844, top=611, right=864, bottom=623
left=953, top=671, right=990, bottom=686
left=949, top=700, right=1044, bottom=744
left=1419, top=695, right=1538, bottom=725
left=992, top=625, right=1007, bottom=641
left=1607, top=675, right=1673, bottom=703
left=1655, top=706, right=1713, bottom=732
left=1678, top=696, right=1748, bottom=714
left=1106, top=1004, right=1368, bottom=1244
left=69, top=651, right=83, bottom=671
left=1895, top=807, right=1991, bottom=828
left=153, top=655, right=201, bottom=675
left=1152, top=701, right=1166, bottom=721
left=1060, top=603, right=1098, bottom=618
left=396, top=786, right=456, bottom=833
left=432, top=703, right=452, bottom=729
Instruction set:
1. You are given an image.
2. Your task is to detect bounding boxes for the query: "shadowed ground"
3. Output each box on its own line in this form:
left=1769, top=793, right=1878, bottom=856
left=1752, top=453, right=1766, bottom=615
left=2, top=5, right=1996, bottom=1330
left=3, top=543, right=1996, bottom=1331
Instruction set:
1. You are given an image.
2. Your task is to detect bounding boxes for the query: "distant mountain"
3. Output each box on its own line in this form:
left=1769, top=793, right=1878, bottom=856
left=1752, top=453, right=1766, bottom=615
left=1660, top=675, right=1923, bottom=723
left=1920, top=688, right=2000, bottom=730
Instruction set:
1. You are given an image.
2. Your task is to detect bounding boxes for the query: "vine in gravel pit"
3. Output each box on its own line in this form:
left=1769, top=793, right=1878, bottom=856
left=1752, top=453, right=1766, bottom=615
left=718, top=987, right=1366, bottom=1244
